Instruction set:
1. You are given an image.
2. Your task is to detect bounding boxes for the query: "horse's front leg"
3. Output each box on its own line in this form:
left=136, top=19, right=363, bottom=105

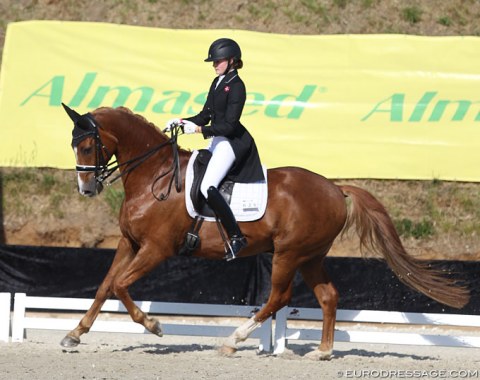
left=110, top=241, right=170, bottom=337
left=60, top=238, right=135, bottom=347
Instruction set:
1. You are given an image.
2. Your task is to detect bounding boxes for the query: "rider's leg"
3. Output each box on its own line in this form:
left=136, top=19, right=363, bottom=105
left=200, top=137, right=235, bottom=199
left=207, top=186, right=247, bottom=260
left=200, top=138, right=246, bottom=260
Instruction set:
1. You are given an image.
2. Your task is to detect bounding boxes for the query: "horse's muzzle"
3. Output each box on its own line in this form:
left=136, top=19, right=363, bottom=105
left=77, top=175, right=104, bottom=197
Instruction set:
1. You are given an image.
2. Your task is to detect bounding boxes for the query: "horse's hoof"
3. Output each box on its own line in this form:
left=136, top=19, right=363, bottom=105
left=152, top=320, right=163, bottom=337
left=305, top=349, right=332, bottom=361
left=60, top=335, right=80, bottom=348
left=218, top=344, right=237, bottom=356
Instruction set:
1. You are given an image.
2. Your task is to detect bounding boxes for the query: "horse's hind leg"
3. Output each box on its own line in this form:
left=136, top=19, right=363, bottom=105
left=219, top=253, right=296, bottom=355
left=299, top=256, right=338, bottom=360
left=60, top=238, right=135, bottom=347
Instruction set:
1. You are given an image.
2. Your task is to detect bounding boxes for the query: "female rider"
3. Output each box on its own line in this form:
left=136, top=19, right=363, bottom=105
left=166, top=38, right=264, bottom=261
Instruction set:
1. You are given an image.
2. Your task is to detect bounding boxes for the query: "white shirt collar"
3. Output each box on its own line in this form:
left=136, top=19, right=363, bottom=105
left=215, top=75, right=225, bottom=89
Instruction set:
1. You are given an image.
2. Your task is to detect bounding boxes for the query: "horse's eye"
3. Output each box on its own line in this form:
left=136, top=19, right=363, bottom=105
left=81, top=146, right=93, bottom=155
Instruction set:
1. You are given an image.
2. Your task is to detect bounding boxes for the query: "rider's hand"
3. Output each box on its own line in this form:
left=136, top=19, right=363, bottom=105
left=164, top=118, right=182, bottom=132
left=182, top=120, right=198, bottom=134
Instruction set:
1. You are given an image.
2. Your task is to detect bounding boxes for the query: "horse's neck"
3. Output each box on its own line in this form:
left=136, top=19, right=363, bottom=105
left=110, top=119, right=167, bottom=163
left=107, top=118, right=184, bottom=193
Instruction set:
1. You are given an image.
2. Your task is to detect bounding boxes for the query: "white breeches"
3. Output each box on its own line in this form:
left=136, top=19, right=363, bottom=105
left=200, top=136, right=236, bottom=199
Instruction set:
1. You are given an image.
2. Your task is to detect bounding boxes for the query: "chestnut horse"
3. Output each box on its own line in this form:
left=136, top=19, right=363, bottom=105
left=61, top=105, right=469, bottom=360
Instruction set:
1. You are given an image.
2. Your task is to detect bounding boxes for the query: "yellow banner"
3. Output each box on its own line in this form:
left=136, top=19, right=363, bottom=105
left=1, top=21, right=479, bottom=181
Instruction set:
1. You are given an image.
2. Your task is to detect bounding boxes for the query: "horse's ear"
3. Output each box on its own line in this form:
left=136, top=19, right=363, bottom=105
left=62, top=103, right=82, bottom=124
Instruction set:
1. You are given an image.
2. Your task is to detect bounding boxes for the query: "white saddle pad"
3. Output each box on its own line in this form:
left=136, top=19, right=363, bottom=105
left=185, top=150, right=268, bottom=222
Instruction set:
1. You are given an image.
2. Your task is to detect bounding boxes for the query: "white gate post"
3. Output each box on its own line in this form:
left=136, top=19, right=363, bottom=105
left=257, top=316, right=273, bottom=352
left=273, top=306, right=288, bottom=354
left=12, top=293, right=26, bottom=342
left=0, top=293, right=11, bottom=342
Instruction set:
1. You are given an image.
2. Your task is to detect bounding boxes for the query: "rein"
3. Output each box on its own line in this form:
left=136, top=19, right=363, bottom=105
left=75, top=117, right=183, bottom=201
left=150, top=125, right=183, bottom=201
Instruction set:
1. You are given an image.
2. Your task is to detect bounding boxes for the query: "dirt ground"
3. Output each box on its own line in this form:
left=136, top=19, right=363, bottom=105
left=1, top=329, right=479, bottom=380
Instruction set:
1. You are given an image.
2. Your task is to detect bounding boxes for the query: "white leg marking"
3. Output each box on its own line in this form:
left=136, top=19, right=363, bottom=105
left=224, top=316, right=261, bottom=349
left=305, top=348, right=333, bottom=361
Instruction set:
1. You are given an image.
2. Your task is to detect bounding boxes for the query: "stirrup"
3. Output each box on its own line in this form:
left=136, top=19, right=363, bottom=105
left=224, top=236, right=247, bottom=261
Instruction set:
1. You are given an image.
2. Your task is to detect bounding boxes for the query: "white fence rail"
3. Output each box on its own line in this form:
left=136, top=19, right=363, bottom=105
left=273, top=306, right=480, bottom=354
left=11, top=293, right=272, bottom=352
left=2, top=293, right=480, bottom=353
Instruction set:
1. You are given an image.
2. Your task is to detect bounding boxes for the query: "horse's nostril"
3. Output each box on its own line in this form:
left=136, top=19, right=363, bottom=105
left=79, top=189, right=94, bottom=197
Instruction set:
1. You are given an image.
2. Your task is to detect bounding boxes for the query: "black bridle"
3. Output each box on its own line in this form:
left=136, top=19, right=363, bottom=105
left=71, top=111, right=183, bottom=201
left=71, top=114, right=111, bottom=183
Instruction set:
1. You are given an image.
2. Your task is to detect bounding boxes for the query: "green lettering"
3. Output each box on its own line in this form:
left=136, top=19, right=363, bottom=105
left=429, top=100, right=476, bottom=121
left=265, top=85, right=317, bottom=119
left=361, top=94, right=404, bottom=122
left=187, top=92, right=208, bottom=115
left=244, top=92, right=266, bottom=116
left=409, top=91, right=437, bottom=122
left=151, top=90, right=191, bottom=114
left=20, top=75, right=65, bottom=106
left=69, top=72, right=97, bottom=107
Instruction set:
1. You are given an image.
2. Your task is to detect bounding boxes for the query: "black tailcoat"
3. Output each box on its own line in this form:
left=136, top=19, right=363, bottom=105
left=185, top=70, right=265, bottom=183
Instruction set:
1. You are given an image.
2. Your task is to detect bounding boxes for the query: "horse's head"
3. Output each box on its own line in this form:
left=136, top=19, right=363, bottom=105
left=62, top=103, right=115, bottom=197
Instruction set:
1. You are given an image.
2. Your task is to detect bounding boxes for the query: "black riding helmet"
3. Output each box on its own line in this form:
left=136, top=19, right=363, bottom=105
left=204, top=38, right=242, bottom=62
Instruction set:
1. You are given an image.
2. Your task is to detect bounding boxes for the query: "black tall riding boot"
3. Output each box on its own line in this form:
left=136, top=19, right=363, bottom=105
left=207, top=186, right=247, bottom=261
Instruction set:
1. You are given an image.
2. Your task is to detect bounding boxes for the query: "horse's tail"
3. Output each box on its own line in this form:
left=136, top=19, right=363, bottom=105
left=339, top=185, right=470, bottom=309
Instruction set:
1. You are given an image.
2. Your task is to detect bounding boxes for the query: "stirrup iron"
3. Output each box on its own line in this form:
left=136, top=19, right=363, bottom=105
left=224, top=236, right=247, bottom=261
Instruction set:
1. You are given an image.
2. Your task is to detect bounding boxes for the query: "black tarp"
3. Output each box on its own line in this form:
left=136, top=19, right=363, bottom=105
left=0, top=244, right=478, bottom=314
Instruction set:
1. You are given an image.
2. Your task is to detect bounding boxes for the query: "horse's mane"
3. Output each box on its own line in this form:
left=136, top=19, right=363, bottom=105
left=92, top=107, right=191, bottom=154
left=93, top=106, right=163, bottom=134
